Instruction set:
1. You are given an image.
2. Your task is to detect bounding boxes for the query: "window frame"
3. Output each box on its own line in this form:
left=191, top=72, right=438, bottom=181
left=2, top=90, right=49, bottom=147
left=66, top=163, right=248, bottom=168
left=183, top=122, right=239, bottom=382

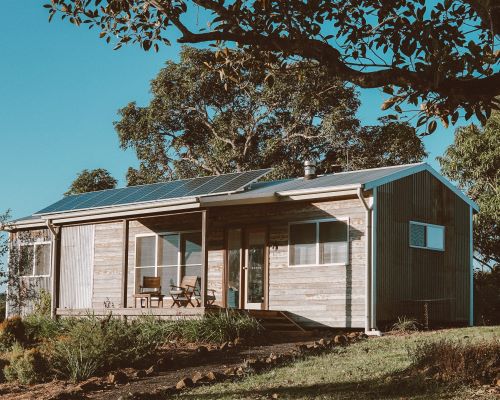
left=134, top=230, right=202, bottom=293
left=18, top=241, right=52, bottom=278
left=409, top=221, right=445, bottom=252
left=288, top=217, right=350, bottom=267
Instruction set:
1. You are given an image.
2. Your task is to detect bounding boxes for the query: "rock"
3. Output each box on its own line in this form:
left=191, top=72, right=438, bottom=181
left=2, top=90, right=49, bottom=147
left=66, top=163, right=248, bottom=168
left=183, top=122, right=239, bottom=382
left=176, top=377, right=194, bottom=390
left=206, top=371, right=223, bottom=381
left=134, top=369, right=147, bottom=379
left=192, top=371, right=209, bottom=384
left=78, top=376, right=102, bottom=391
left=359, top=333, right=368, bottom=339
left=223, top=367, right=236, bottom=375
left=196, top=345, right=209, bottom=356
left=235, top=366, right=245, bottom=376
left=347, top=332, right=358, bottom=340
left=272, top=394, right=279, bottom=399
left=145, top=365, right=158, bottom=377
left=107, top=370, right=128, bottom=385
left=333, top=335, right=347, bottom=345
left=318, top=338, right=327, bottom=346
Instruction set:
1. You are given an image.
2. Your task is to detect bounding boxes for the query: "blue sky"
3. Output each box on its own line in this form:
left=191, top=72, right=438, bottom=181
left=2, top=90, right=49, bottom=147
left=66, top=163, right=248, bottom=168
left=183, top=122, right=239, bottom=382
left=0, top=2, right=458, bottom=221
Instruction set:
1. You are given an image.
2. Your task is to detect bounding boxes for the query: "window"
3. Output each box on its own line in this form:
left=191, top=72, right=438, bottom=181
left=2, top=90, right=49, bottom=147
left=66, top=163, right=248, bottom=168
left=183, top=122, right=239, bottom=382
left=19, top=242, right=51, bottom=277
left=135, top=231, right=202, bottom=294
left=289, top=219, right=349, bottom=266
left=409, top=221, right=445, bottom=251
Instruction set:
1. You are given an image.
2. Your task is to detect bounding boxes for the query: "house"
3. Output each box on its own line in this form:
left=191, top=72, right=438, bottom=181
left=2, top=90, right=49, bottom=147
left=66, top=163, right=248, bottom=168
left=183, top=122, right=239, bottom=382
left=3, top=162, right=477, bottom=333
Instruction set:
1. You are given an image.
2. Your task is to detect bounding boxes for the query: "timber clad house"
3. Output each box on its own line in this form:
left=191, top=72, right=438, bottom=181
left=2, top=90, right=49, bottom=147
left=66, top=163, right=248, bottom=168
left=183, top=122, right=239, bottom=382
left=4, top=162, right=477, bottom=333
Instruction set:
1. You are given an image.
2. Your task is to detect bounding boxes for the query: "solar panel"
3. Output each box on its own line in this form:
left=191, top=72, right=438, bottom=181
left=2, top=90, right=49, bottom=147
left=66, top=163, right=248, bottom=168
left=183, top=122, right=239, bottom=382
left=34, top=169, right=271, bottom=215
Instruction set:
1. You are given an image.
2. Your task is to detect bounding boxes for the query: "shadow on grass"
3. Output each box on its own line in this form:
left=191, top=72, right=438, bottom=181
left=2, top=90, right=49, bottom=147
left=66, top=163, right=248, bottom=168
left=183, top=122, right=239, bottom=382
left=177, top=371, right=452, bottom=400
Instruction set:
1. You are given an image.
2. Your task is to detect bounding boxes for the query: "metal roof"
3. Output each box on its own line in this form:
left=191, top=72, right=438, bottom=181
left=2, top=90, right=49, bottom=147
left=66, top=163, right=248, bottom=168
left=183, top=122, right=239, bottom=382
left=9, top=162, right=477, bottom=226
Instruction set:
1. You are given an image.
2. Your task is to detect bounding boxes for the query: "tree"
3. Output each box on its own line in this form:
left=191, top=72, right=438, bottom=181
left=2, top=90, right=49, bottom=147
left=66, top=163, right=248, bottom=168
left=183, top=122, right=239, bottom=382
left=46, top=1, right=499, bottom=131
left=65, top=168, right=117, bottom=195
left=438, top=113, right=500, bottom=269
left=115, top=47, right=426, bottom=184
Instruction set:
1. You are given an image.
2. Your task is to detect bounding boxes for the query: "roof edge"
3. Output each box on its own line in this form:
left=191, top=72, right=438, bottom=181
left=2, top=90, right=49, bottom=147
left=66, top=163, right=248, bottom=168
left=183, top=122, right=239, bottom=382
left=364, top=163, right=479, bottom=211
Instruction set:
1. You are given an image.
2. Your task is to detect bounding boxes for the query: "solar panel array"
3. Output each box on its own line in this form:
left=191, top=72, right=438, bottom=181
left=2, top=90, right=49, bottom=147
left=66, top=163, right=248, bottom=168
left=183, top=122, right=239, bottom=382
left=35, top=169, right=271, bottom=215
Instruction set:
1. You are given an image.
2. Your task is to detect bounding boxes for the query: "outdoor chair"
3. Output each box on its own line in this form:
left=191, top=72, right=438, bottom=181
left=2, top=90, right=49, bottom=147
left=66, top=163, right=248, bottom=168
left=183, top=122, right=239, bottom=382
left=170, top=276, right=216, bottom=307
left=133, top=276, right=165, bottom=308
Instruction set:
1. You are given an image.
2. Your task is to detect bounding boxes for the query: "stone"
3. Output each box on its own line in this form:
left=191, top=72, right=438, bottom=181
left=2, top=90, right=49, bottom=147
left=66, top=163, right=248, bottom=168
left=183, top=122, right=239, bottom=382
left=206, top=371, right=223, bottom=381
left=192, top=371, right=209, bottom=384
left=272, top=394, right=279, bottom=399
left=236, top=366, right=245, bottom=376
left=196, top=345, right=209, bottom=356
left=223, top=367, right=236, bottom=375
left=145, top=365, right=158, bottom=377
left=134, top=369, right=147, bottom=379
left=78, top=376, right=102, bottom=391
left=107, top=370, right=128, bottom=385
left=176, top=377, right=194, bottom=390
left=334, top=335, right=347, bottom=345
left=347, top=332, right=358, bottom=340
left=318, top=338, right=327, bottom=346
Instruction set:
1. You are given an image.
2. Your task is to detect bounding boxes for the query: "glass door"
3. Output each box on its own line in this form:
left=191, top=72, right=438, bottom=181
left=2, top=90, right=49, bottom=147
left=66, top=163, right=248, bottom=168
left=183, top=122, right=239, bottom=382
left=244, top=228, right=266, bottom=310
left=227, top=229, right=242, bottom=309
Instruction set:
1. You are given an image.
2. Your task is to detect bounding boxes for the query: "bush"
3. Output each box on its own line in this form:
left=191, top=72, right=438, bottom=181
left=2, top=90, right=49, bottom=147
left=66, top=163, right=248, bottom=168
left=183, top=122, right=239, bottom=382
left=474, top=266, right=500, bottom=325
left=0, top=316, right=26, bottom=350
left=24, top=314, right=62, bottom=344
left=3, top=342, right=47, bottom=384
left=409, top=338, right=500, bottom=384
left=48, top=315, right=170, bottom=381
left=391, top=316, right=420, bottom=333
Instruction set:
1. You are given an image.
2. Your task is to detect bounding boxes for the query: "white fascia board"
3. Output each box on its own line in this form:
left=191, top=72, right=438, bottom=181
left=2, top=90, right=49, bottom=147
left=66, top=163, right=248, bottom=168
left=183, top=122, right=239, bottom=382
left=276, top=183, right=362, bottom=197
left=363, top=163, right=479, bottom=212
left=200, top=195, right=278, bottom=207
left=2, top=220, right=47, bottom=231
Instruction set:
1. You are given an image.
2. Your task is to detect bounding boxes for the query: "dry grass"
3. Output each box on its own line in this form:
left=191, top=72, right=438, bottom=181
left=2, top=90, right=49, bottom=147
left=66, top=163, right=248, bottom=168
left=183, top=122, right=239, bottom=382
left=176, top=326, right=500, bottom=400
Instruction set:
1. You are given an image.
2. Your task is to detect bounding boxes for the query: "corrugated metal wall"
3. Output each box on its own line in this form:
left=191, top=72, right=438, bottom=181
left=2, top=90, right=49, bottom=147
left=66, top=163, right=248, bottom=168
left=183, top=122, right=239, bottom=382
left=60, top=225, right=95, bottom=309
left=376, top=171, right=470, bottom=323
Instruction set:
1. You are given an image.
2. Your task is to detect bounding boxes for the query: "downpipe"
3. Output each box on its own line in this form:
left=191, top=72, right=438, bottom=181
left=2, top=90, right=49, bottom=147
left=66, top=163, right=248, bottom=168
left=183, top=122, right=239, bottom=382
left=356, top=188, right=382, bottom=336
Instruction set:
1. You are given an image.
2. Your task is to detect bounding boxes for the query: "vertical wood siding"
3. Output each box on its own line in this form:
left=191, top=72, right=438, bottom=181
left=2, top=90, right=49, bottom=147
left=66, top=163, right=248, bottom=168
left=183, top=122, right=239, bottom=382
left=92, top=222, right=123, bottom=308
left=376, top=171, right=470, bottom=323
left=59, top=225, right=95, bottom=309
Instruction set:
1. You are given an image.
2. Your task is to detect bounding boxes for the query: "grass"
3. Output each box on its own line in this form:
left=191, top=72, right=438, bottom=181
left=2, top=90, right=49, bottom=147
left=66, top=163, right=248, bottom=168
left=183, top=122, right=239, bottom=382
left=177, top=326, right=500, bottom=400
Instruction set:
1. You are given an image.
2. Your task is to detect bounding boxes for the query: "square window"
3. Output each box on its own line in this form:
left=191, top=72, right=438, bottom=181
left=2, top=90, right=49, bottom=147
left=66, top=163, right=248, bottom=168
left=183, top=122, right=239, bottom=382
left=409, top=222, right=444, bottom=251
left=35, top=244, right=51, bottom=276
left=319, top=221, right=348, bottom=264
left=290, top=223, right=316, bottom=265
left=427, top=226, right=444, bottom=250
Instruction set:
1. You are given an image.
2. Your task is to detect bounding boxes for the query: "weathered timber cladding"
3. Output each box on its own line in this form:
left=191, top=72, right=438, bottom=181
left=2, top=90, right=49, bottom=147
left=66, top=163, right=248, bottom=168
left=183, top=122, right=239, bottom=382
left=376, top=171, right=470, bottom=323
left=209, top=197, right=367, bottom=328
left=60, top=225, right=94, bottom=309
left=92, top=222, right=123, bottom=308
left=8, top=229, right=52, bottom=317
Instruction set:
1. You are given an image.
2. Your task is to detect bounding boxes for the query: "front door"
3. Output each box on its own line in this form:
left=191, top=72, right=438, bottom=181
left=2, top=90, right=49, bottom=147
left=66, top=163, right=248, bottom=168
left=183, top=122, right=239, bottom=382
left=226, top=227, right=267, bottom=310
left=244, top=228, right=267, bottom=310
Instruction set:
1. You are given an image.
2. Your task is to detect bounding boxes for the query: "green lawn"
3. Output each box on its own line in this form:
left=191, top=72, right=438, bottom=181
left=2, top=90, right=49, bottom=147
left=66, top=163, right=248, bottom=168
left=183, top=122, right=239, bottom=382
left=177, top=326, right=500, bottom=400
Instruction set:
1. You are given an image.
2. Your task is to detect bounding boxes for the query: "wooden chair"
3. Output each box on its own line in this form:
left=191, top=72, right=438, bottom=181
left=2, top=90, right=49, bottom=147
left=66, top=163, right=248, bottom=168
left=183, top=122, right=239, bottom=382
left=133, top=276, right=165, bottom=308
left=170, top=276, right=217, bottom=307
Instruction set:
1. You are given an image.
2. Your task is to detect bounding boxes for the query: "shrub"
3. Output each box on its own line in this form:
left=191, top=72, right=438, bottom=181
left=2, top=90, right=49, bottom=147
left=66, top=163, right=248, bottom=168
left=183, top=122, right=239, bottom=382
left=0, top=316, right=26, bottom=350
left=391, top=316, right=420, bottom=333
left=24, top=314, right=62, bottom=344
left=409, top=338, right=500, bottom=384
left=3, top=342, right=47, bottom=384
left=173, top=310, right=263, bottom=344
left=48, top=315, right=170, bottom=381
left=474, top=266, right=500, bottom=325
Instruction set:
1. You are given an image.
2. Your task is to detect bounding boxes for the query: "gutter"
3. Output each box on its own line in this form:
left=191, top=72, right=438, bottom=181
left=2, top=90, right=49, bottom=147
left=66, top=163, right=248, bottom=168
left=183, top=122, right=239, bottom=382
left=356, top=187, right=382, bottom=336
